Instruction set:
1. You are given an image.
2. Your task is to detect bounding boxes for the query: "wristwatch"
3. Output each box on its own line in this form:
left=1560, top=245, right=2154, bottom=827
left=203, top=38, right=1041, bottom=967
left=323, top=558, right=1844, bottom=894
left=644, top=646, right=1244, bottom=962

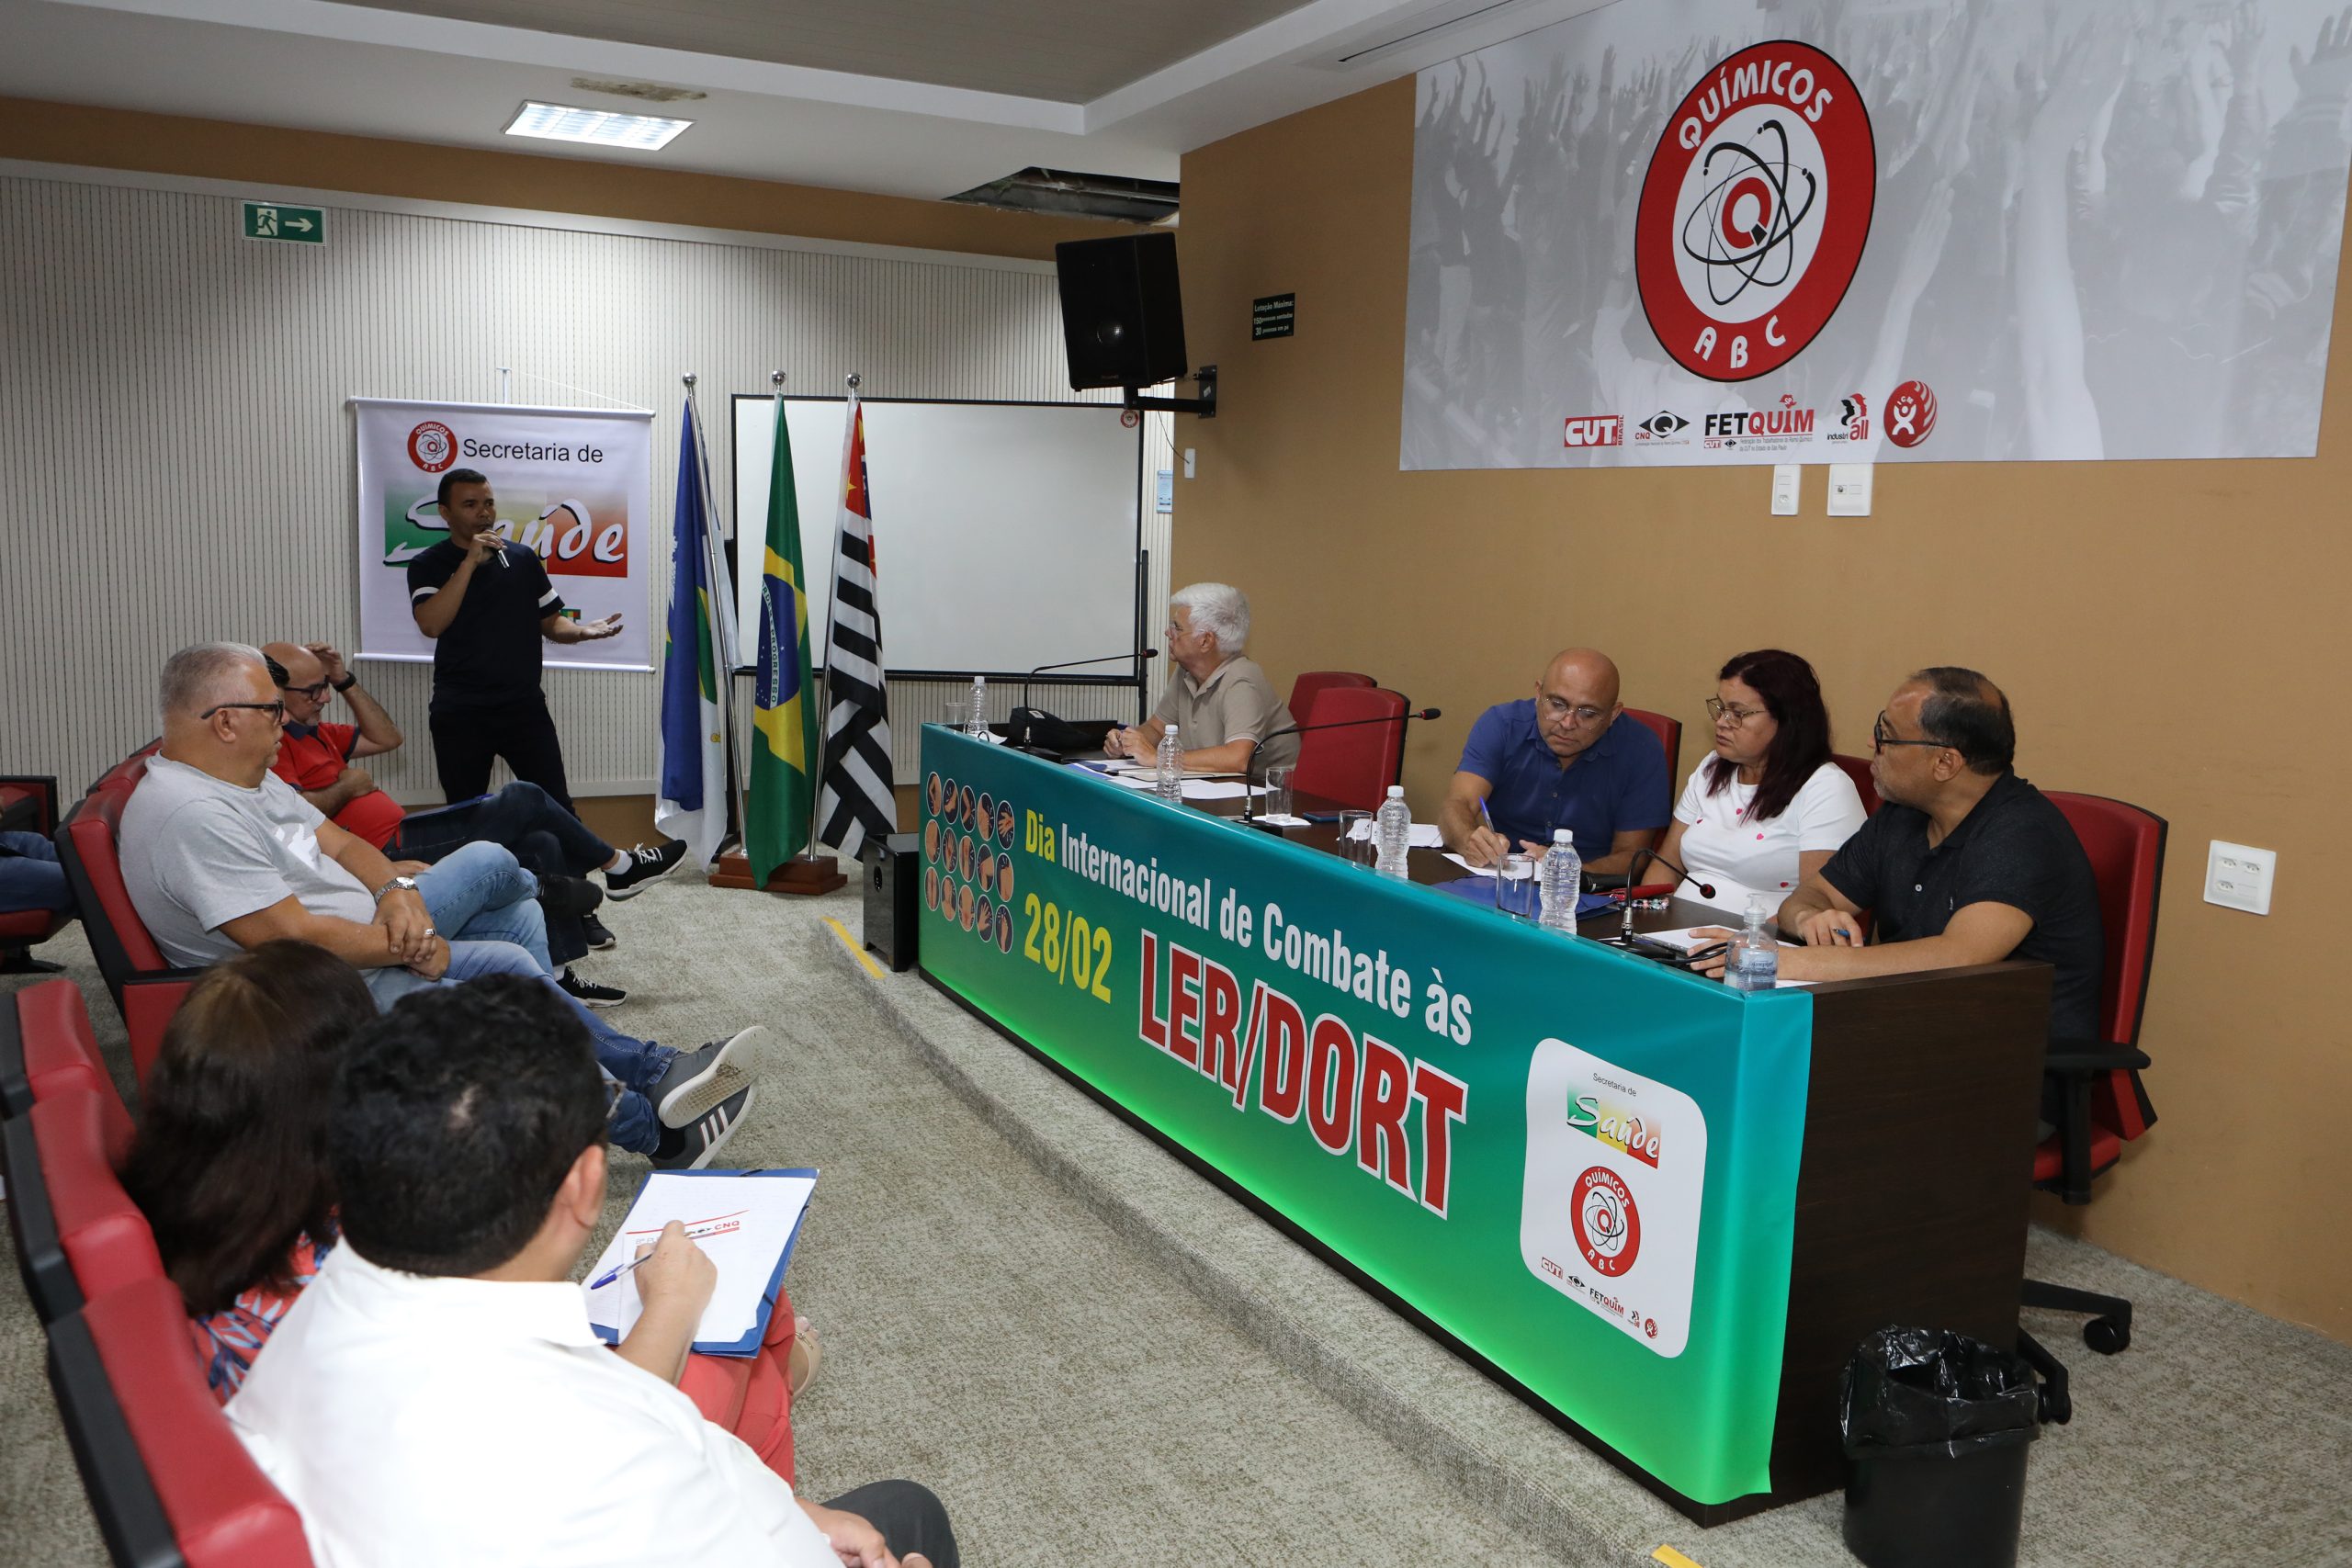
left=332, top=674, right=357, bottom=692
left=373, top=874, right=420, bottom=902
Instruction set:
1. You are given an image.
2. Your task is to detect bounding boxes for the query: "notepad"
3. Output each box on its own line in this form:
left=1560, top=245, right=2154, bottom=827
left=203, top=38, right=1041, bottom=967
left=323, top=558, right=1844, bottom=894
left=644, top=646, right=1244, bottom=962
left=582, top=1168, right=816, bottom=1357
left=1344, top=819, right=1443, bottom=848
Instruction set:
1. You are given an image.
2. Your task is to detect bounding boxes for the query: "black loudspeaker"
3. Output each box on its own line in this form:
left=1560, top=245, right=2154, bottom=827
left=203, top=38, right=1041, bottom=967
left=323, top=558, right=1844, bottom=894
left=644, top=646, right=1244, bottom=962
left=1055, top=232, right=1189, bottom=390
left=865, top=834, right=920, bottom=972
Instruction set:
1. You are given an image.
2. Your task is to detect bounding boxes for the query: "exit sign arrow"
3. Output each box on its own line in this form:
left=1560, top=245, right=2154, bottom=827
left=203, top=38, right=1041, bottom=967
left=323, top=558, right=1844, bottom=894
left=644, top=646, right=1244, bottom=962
left=242, top=200, right=326, bottom=244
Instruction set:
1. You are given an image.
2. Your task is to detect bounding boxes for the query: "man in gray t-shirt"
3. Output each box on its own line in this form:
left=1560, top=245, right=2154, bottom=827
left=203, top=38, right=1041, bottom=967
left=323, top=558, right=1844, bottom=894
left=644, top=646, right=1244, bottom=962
left=1104, top=582, right=1299, bottom=775
left=117, top=644, right=764, bottom=1169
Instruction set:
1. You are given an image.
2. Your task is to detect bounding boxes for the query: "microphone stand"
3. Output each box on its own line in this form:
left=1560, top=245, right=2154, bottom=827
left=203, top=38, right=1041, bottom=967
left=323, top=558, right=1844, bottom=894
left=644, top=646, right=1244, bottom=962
left=1604, top=847, right=1713, bottom=943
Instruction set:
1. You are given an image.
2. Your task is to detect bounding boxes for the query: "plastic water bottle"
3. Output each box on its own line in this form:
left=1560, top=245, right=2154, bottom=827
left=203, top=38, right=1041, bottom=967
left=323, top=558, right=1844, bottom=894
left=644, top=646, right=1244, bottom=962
left=1156, top=723, right=1183, bottom=804
left=1374, top=785, right=1412, bottom=878
left=1539, top=828, right=1581, bottom=931
left=967, top=675, right=989, bottom=738
left=1727, top=894, right=1781, bottom=992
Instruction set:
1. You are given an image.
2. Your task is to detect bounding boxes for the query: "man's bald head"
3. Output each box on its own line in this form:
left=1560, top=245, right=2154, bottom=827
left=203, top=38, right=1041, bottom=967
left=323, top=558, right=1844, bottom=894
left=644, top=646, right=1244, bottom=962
left=261, top=642, right=333, bottom=725
left=1532, top=649, right=1624, bottom=763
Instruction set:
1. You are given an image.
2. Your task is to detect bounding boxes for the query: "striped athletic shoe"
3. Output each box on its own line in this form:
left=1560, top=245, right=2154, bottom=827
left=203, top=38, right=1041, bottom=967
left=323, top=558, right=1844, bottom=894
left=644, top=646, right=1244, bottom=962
left=650, top=1025, right=763, bottom=1126
left=652, top=1082, right=755, bottom=1171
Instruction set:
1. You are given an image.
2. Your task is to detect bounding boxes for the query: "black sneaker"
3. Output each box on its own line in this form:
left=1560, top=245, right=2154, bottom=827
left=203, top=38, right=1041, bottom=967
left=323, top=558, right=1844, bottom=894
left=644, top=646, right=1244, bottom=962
left=537, top=874, right=605, bottom=919
left=557, top=967, right=628, bottom=1009
left=650, top=1025, right=763, bottom=1126
left=581, top=913, right=617, bottom=952
left=605, top=839, right=689, bottom=899
left=651, top=1082, right=755, bottom=1170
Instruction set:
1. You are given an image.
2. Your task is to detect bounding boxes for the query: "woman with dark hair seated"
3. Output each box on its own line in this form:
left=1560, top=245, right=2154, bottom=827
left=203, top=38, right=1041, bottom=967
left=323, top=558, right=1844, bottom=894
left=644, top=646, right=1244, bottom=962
left=122, top=941, right=814, bottom=1479
left=1649, top=649, right=1867, bottom=915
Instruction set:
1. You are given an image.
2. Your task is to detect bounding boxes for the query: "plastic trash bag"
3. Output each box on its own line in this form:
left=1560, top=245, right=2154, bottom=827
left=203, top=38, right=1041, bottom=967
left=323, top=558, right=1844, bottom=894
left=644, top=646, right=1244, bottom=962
left=1840, top=1326, right=2042, bottom=1461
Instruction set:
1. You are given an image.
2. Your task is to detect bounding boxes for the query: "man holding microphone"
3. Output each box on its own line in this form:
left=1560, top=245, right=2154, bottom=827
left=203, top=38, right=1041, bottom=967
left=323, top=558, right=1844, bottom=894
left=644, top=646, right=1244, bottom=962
left=407, top=468, right=621, bottom=816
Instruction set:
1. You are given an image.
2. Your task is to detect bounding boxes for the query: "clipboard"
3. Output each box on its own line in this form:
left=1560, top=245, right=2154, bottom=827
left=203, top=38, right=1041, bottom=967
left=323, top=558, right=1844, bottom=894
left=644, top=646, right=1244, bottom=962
left=583, top=1168, right=817, bottom=1359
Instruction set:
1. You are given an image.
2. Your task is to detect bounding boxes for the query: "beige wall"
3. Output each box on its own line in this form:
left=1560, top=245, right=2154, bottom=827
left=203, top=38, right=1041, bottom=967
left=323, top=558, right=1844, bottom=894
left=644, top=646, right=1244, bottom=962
left=0, top=96, right=1119, bottom=260
left=1173, top=79, right=2352, bottom=1341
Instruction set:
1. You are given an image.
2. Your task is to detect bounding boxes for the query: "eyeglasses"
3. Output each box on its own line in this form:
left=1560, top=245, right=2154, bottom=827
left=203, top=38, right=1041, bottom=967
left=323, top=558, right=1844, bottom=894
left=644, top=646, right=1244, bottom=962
left=199, top=701, right=287, bottom=725
left=281, top=681, right=333, bottom=702
left=1871, top=712, right=1947, bottom=754
left=1704, top=697, right=1767, bottom=724
left=1539, top=695, right=1610, bottom=728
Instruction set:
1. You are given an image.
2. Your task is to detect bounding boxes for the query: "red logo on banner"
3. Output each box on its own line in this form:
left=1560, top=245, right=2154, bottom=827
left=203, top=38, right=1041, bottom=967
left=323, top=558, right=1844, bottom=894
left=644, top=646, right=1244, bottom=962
left=1570, top=1166, right=1642, bottom=1278
left=1886, top=380, right=1938, bottom=447
left=1634, top=41, right=1875, bottom=383
left=1564, top=415, right=1624, bottom=448
left=408, top=421, right=458, bottom=472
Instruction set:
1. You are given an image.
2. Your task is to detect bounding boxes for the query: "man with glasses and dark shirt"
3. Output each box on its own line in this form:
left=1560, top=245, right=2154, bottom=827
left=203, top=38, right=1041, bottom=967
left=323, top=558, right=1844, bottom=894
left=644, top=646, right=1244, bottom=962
left=407, top=468, right=620, bottom=816
left=1701, top=667, right=2104, bottom=1049
left=1437, top=648, right=1670, bottom=876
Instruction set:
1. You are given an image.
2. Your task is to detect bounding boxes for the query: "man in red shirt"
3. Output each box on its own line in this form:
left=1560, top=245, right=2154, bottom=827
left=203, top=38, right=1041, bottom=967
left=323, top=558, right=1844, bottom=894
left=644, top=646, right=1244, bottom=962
left=264, top=642, right=685, bottom=1007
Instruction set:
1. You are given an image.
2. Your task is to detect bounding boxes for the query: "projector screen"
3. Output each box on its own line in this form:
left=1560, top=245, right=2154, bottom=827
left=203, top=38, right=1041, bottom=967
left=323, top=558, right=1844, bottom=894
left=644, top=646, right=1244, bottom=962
left=729, top=396, right=1143, bottom=678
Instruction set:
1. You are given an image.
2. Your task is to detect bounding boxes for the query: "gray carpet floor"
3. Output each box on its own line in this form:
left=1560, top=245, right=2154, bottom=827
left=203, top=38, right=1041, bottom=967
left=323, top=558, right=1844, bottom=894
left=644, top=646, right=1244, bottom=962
left=6, top=880, right=2350, bottom=1566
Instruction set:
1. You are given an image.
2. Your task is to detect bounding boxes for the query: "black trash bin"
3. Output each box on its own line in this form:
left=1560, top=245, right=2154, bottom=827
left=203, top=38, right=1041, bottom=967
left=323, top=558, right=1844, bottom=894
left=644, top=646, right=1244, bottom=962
left=1840, top=1327, right=2041, bottom=1568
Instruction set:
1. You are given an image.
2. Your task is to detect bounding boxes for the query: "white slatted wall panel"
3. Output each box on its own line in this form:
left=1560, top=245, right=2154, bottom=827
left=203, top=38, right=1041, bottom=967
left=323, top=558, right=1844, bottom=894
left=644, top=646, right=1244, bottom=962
left=0, top=171, right=1171, bottom=803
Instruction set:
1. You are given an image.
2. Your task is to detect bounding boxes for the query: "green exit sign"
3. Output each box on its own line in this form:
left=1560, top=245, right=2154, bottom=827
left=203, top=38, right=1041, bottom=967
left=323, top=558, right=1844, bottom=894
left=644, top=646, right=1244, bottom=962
left=242, top=201, right=325, bottom=244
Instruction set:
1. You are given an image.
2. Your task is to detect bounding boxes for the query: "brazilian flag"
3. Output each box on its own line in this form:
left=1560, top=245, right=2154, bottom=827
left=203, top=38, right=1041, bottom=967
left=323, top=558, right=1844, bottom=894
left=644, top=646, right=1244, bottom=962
left=746, top=395, right=820, bottom=881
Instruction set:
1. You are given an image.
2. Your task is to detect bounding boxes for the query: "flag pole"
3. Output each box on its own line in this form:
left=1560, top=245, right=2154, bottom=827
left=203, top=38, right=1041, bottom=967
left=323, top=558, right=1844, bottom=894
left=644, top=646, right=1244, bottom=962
left=804, top=371, right=854, bottom=859
left=682, top=374, right=751, bottom=859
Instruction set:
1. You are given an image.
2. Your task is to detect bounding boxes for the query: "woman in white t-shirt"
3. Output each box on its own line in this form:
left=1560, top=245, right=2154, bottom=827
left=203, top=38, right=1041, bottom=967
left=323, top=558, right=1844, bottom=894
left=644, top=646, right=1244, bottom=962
left=1651, top=649, right=1867, bottom=916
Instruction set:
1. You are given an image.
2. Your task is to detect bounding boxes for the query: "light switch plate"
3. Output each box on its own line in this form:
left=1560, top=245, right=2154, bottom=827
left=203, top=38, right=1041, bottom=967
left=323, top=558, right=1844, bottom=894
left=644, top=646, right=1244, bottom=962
left=2204, top=840, right=2276, bottom=915
left=1771, top=465, right=1800, bottom=515
left=1826, top=464, right=1872, bottom=516
left=1182, top=447, right=1196, bottom=479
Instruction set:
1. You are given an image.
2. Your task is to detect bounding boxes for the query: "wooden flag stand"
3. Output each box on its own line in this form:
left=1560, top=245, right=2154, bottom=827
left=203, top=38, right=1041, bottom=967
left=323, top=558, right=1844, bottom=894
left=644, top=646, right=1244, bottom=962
left=708, top=848, right=846, bottom=895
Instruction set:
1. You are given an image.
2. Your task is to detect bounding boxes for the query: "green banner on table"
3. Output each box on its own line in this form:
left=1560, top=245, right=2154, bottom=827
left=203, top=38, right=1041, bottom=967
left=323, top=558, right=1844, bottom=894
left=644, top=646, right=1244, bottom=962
left=917, top=730, right=1812, bottom=1505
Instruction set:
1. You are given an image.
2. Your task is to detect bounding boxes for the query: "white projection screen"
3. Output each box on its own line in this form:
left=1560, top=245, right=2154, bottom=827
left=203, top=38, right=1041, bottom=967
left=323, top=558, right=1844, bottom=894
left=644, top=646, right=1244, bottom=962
left=730, top=396, right=1142, bottom=676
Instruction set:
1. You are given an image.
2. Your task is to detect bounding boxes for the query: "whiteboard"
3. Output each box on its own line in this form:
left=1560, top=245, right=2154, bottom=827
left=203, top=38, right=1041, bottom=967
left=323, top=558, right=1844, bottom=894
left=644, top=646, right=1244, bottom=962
left=729, top=397, right=1142, bottom=676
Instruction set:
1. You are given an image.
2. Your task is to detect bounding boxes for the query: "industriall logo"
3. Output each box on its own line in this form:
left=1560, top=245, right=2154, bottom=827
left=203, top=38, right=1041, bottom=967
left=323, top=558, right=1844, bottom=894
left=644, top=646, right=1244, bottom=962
left=1827, top=393, right=1870, bottom=443
left=1634, top=40, right=1876, bottom=383
left=1634, top=411, right=1690, bottom=443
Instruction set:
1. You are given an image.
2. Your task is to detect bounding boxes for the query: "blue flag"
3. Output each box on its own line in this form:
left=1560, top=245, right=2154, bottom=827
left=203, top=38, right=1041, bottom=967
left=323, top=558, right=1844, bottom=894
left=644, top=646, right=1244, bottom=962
left=656, top=398, right=727, bottom=865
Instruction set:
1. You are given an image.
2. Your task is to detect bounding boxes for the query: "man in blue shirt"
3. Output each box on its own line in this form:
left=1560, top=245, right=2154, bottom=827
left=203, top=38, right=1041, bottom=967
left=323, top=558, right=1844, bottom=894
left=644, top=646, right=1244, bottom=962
left=1438, top=648, right=1670, bottom=875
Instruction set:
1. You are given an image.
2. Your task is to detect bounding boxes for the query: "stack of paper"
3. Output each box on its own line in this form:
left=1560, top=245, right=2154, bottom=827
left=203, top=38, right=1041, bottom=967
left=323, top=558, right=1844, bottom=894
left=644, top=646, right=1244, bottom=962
left=582, top=1169, right=817, bottom=1356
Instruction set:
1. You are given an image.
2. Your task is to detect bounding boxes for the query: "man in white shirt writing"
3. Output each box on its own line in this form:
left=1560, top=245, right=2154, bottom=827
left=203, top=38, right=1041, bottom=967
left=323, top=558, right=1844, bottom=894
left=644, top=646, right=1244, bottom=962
left=230, top=974, right=957, bottom=1568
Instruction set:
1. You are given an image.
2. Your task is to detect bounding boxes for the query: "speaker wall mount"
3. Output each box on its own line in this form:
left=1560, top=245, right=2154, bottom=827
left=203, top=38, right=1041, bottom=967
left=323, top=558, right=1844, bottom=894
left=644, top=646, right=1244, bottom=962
left=1123, top=366, right=1217, bottom=420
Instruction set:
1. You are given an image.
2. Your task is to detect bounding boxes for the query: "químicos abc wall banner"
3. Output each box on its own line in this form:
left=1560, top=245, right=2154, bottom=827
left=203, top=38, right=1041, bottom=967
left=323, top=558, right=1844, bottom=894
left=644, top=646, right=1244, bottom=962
left=351, top=397, right=654, bottom=671
left=1403, top=0, right=2352, bottom=469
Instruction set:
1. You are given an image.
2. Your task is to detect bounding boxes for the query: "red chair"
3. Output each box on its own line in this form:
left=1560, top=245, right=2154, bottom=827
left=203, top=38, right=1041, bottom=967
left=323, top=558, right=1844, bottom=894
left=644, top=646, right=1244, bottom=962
left=1286, top=671, right=1375, bottom=728
left=56, top=746, right=202, bottom=1086
left=2, top=773, right=72, bottom=974
left=1831, top=752, right=1882, bottom=816
left=1290, top=687, right=1408, bottom=813
left=50, top=1277, right=313, bottom=1568
left=5, top=1089, right=163, bottom=1323
left=2014, top=791, right=2165, bottom=1422
left=0, top=981, right=135, bottom=1166
left=1623, top=708, right=1681, bottom=782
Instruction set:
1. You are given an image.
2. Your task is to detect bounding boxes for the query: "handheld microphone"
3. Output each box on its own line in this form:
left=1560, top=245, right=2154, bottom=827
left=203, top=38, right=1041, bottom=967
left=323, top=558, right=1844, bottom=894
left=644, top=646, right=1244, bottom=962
left=1242, top=706, right=1442, bottom=822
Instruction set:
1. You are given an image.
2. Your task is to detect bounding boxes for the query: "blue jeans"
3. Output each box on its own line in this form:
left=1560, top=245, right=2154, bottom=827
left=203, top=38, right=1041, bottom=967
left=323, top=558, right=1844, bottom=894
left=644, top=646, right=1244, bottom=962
left=390, top=783, right=614, bottom=969
left=0, top=830, right=70, bottom=915
left=360, top=843, right=674, bottom=1153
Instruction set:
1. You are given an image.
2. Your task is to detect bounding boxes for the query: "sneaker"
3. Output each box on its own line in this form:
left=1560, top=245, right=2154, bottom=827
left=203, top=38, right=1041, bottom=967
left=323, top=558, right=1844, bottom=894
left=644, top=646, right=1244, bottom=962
left=650, top=1082, right=755, bottom=1170
left=581, top=912, right=617, bottom=952
left=537, top=873, right=605, bottom=919
left=605, top=839, right=689, bottom=900
left=557, top=967, right=628, bottom=1009
left=650, top=1025, right=763, bottom=1127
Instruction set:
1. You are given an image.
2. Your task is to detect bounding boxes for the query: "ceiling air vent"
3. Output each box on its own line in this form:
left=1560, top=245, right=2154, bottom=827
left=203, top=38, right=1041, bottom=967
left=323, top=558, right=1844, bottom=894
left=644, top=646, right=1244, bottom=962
left=569, top=77, right=708, bottom=104
left=945, top=169, right=1178, bottom=225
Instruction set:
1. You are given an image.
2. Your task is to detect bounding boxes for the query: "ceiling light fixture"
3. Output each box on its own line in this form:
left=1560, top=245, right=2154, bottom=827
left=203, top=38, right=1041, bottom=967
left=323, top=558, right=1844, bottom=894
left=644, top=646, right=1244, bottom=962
left=503, top=101, right=693, bottom=151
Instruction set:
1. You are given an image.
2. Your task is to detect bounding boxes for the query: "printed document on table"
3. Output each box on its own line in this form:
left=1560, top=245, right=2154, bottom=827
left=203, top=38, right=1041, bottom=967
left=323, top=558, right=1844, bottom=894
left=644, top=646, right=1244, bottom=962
left=1643, top=927, right=1815, bottom=987
left=582, top=1169, right=816, bottom=1353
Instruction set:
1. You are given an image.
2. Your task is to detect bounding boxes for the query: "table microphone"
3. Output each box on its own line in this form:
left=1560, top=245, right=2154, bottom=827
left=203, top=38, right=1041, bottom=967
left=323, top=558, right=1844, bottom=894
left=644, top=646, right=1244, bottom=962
left=1241, top=706, right=1442, bottom=822
left=1608, top=846, right=1713, bottom=943
left=1020, top=649, right=1158, bottom=711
